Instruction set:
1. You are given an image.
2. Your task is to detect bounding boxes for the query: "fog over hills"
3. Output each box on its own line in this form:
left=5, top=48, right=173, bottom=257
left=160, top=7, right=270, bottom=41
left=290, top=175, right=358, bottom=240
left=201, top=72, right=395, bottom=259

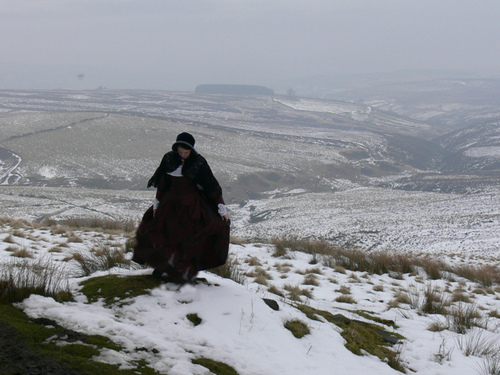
left=0, top=83, right=498, bottom=255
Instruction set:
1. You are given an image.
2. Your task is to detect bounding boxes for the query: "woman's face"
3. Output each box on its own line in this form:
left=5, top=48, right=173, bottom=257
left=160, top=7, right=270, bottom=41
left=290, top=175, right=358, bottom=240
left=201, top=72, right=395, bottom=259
left=177, top=145, right=191, bottom=160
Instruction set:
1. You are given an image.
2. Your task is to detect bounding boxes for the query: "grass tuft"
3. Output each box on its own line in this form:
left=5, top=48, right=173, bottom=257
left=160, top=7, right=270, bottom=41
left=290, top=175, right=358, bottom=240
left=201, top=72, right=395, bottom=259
left=284, top=319, right=310, bottom=338
left=208, top=254, right=245, bottom=285
left=0, top=258, right=72, bottom=304
left=192, top=358, right=239, bottom=375
left=69, top=246, right=131, bottom=276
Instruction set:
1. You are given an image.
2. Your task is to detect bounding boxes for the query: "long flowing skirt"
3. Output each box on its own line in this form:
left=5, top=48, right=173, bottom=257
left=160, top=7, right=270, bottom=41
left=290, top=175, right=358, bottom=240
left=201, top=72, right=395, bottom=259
left=132, top=176, right=230, bottom=281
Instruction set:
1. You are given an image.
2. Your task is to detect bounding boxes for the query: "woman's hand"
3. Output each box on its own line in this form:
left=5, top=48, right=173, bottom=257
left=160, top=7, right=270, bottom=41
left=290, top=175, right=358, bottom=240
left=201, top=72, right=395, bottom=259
left=221, top=214, right=229, bottom=222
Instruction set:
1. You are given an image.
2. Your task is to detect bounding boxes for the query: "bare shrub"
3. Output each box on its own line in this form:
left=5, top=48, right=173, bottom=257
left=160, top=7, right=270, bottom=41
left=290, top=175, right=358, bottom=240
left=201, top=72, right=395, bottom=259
left=5, top=218, right=31, bottom=230
left=229, top=236, right=247, bottom=245
left=254, top=274, right=269, bottom=286
left=275, top=262, right=291, bottom=273
left=48, top=246, right=63, bottom=253
left=0, top=257, right=71, bottom=303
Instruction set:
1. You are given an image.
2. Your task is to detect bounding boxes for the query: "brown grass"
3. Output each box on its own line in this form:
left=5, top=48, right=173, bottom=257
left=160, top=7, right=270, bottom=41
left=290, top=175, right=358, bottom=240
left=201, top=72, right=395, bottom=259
left=0, top=257, right=71, bottom=303
left=12, top=248, right=35, bottom=259
left=270, top=235, right=499, bottom=287
left=43, top=217, right=136, bottom=234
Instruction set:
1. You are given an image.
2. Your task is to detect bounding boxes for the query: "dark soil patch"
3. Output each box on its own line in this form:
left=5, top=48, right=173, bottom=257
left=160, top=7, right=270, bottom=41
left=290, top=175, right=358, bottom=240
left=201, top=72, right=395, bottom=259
left=0, top=320, right=85, bottom=375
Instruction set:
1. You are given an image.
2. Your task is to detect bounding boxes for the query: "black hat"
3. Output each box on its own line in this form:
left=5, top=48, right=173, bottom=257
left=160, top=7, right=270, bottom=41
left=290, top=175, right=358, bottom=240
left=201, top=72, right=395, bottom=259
left=172, top=132, right=195, bottom=151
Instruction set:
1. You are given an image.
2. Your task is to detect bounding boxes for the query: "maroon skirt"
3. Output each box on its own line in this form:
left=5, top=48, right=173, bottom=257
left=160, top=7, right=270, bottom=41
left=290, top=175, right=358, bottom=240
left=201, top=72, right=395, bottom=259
left=132, top=176, right=230, bottom=281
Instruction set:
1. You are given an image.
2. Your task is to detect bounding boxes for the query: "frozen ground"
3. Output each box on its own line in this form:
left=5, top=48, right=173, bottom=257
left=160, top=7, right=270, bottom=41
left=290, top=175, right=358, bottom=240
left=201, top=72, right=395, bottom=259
left=0, top=88, right=499, bottom=374
left=0, top=221, right=498, bottom=374
left=0, top=184, right=499, bottom=261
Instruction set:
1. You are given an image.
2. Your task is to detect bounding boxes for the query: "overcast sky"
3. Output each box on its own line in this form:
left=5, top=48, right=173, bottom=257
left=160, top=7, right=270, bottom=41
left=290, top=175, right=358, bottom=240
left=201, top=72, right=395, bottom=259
left=1, top=0, right=499, bottom=91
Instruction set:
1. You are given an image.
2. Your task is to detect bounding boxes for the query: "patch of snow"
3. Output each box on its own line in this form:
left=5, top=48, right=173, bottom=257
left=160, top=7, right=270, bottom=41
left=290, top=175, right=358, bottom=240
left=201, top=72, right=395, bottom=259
left=464, top=146, right=500, bottom=158
left=38, top=166, right=58, bottom=179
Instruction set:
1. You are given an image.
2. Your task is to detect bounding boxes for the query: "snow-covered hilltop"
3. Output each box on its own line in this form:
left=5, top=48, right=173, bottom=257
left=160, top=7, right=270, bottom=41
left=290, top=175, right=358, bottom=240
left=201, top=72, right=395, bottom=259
left=0, top=83, right=499, bottom=374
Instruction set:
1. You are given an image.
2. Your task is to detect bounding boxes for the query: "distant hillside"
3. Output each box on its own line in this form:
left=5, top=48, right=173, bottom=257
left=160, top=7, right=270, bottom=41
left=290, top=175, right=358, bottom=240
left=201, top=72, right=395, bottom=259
left=195, top=84, right=274, bottom=96
left=438, top=121, right=500, bottom=173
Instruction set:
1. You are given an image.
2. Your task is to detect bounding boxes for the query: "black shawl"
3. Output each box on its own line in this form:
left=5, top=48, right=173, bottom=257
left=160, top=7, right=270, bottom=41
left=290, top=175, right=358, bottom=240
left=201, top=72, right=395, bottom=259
left=147, top=151, right=223, bottom=203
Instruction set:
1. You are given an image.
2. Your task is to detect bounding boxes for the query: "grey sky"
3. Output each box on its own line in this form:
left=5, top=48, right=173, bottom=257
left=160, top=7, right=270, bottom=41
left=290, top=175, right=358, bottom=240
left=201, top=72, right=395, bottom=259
left=1, top=0, right=499, bottom=91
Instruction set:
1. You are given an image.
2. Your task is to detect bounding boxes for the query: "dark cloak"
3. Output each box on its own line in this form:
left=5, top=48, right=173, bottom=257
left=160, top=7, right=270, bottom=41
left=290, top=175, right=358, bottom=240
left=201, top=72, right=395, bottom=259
left=132, top=151, right=230, bottom=281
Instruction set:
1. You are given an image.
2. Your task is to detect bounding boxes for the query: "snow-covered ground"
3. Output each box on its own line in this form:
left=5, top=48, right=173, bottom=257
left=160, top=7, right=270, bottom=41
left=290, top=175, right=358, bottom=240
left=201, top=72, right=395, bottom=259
left=1, top=184, right=498, bottom=261
left=1, top=221, right=498, bottom=374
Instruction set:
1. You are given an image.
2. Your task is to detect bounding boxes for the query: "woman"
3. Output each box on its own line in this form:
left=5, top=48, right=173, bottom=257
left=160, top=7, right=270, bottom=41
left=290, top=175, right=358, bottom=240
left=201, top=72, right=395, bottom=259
left=132, top=132, right=230, bottom=283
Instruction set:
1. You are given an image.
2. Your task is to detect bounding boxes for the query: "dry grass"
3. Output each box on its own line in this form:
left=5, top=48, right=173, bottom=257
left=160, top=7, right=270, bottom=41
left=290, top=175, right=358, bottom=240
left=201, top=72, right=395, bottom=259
left=246, top=256, right=262, bottom=267
left=3, top=234, right=16, bottom=244
left=66, top=234, right=84, bottom=243
left=12, top=248, right=35, bottom=259
left=267, top=284, right=284, bottom=297
left=0, top=257, right=71, bottom=303
left=337, top=285, right=352, bottom=295
left=421, top=284, right=449, bottom=315
left=455, top=328, right=499, bottom=358
left=449, top=302, right=484, bottom=334
left=270, top=235, right=499, bottom=288
left=68, top=246, right=132, bottom=276
left=373, top=284, right=384, bottom=292
left=303, top=274, right=320, bottom=286
left=208, top=253, right=245, bottom=285
left=43, top=217, right=136, bottom=234
left=284, top=284, right=313, bottom=301
left=335, top=295, right=357, bottom=304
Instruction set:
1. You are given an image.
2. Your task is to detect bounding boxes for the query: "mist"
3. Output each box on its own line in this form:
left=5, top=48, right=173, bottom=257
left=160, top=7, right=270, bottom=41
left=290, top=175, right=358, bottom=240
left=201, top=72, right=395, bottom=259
left=1, top=0, right=499, bottom=91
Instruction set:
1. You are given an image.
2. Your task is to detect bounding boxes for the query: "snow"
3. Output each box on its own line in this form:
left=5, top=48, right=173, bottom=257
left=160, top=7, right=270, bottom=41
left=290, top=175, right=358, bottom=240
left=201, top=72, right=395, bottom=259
left=1, top=223, right=498, bottom=374
left=465, top=146, right=500, bottom=158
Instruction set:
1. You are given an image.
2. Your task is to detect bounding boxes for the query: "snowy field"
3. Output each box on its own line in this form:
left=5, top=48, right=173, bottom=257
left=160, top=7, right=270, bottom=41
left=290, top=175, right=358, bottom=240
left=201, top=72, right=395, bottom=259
left=1, top=184, right=499, bottom=263
left=0, top=219, right=499, bottom=374
left=0, top=89, right=499, bottom=374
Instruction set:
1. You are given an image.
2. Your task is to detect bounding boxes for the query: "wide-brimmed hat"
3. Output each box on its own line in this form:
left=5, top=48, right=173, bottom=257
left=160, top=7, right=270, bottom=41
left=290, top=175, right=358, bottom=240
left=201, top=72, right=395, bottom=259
left=172, top=132, right=195, bottom=151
